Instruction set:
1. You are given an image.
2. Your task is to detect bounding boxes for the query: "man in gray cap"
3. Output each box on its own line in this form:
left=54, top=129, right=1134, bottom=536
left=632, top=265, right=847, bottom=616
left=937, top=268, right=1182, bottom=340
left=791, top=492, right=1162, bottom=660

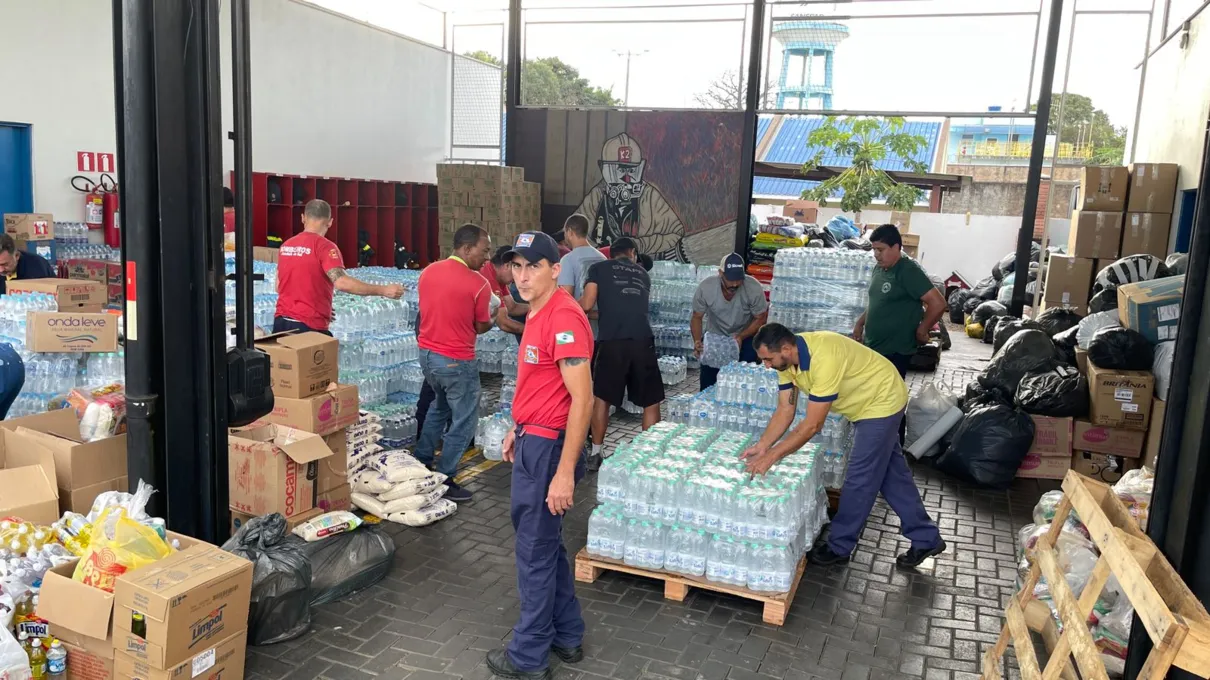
left=691, top=252, right=768, bottom=390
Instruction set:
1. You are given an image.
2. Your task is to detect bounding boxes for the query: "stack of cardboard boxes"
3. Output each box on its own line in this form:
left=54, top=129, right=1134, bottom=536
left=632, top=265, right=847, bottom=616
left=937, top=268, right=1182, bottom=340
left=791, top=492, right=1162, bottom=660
left=4, top=213, right=56, bottom=264
left=436, top=163, right=541, bottom=251
left=1043, top=163, right=1179, bottom=312
left=228, top=332, right=359, bottom=534
left=65, top=258, right=125, bottom=308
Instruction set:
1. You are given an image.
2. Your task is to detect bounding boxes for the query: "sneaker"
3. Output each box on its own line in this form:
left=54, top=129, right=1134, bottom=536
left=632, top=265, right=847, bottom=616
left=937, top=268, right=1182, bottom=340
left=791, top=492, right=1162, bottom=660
left=443, top=480, right=472, bottom=503
left=586, top=454, right=602, bottom=473
left=808, top=543, right=851, bottom=567
left=552, top=645, right=584, bottom=663
left=485, top=649, right=552, bottom=680
left=896, top=540, right=946, bottom=569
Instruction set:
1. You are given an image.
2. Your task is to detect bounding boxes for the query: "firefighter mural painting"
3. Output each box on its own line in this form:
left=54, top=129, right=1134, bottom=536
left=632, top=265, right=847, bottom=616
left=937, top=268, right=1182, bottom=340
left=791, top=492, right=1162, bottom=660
left=575, top=133, right=688, bottom=262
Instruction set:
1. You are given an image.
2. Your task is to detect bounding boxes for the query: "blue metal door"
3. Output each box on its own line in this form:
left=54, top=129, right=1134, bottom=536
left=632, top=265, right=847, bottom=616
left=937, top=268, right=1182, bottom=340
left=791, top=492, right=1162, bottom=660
left=0, top=123, right=34, bottom=215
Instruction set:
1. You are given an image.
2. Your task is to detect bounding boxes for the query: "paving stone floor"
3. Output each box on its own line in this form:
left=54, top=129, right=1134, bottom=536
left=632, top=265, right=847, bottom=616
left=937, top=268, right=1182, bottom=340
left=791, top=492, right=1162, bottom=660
left=247, top=328, right=1058, bottom=680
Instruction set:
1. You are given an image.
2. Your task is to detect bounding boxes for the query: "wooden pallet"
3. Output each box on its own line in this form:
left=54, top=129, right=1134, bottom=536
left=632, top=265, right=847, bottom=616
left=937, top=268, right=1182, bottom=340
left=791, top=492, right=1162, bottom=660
left=826, top=487, right=842, bottom=512
left=982, top=470, right=1210, bottom=680
left=574, top=548, right=806, bottom=626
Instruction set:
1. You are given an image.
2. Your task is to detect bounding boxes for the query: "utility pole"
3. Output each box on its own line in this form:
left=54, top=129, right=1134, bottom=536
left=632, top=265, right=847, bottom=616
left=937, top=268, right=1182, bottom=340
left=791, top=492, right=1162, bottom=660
left=613, top=49, right=648, bottom=106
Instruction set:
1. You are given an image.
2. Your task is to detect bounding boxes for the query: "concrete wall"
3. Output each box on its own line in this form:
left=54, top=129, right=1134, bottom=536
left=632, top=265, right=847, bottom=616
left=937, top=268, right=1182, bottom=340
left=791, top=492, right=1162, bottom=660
left=941, top=164, right=1080, bottom=219
left=0, top=0, right=452, bottom=221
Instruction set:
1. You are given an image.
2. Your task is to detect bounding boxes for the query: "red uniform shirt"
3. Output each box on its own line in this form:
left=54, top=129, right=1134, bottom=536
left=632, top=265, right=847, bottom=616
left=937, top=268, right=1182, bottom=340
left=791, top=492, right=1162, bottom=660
left=479, top=262, right=507, bottom=299
left=512, top=289, right=593, bottom=430
left=274, top=231, right=344, bottom=331
left=418, top=257, right=491, bottom=361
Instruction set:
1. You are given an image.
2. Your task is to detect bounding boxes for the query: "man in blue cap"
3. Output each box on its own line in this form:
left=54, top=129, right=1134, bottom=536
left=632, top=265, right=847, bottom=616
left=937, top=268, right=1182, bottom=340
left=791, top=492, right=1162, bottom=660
left=691, top=252, right=768, bottom=390
left=488, top=231, right=592, bottom=680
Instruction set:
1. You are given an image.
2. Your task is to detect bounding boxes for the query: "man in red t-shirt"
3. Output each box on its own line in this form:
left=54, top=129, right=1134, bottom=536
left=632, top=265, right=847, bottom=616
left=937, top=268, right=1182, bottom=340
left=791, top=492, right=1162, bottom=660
left=485, top=231, right=592, bottom=680
left=274, top=200, right=402, bottom=334
left=415, top=223, right=496, bottom=502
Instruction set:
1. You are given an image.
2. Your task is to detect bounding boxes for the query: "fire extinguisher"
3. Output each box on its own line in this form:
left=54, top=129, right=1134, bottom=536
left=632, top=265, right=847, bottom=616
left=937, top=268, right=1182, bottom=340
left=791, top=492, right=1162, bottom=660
left=71, top=173, right=120, bottom=247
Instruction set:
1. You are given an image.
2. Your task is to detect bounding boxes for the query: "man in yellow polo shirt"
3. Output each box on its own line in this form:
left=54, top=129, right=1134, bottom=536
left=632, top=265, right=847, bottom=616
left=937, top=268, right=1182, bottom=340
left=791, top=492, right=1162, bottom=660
left=742, top=323, right=945, bottom=569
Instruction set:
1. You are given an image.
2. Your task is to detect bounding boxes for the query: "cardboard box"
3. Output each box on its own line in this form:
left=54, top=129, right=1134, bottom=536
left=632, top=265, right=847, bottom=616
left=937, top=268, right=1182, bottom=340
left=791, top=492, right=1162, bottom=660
left=1029, top=416, right=1073, bottom=456
left=318, top=429, right=348, bottom=493
left=1078, top=166, right=1129, bottom=212
left=782, top=200, right=819, bottom=224
left=62, top=634, right=115, bottom=680
left=1017, top=453, right=1072, bottom=480
left=26, top=311, right=119, bottom=352
left=1072, top=419, right=1146, bottom=458
left=230, top=506, right=322, bottom=537
left=1067, top=211, right=1122, bottom=260
left=1144, top=398, right=1165, bottom=469
left=1087, top=363, right=1154, bottom=431
left=1120, top=212, right=1172, bottom=259
left=1043, top=255, right=1094, bottom=305
left=255, top=383, right=359, bottom=436
left=114, top=630, right=246, bottom=680
left=65, top=259, right=122, bottom=286
left=1076, top=347, right=1089, bottom=374
left=253, top=246, right=279, bottom=263
left=1, top=409, right=128, bottom=513
left=4, top=213, right=54, bottom=241
left=1118, top=275, right=1183, bottom=344
left=1127, top=162, right=1179, bottom=214
left=228, top=424, right=333, bottom=517
left=256, top=332, right=339, bottom=399
left=18, top=238, right=56, bottom=263
left=316, top=483, right=352, bottom=513
left=112, top=545, right=253, bottom=669
left=1071, top=451, right=1140, bottom=484
left=6, top=278, right=105, bottom=312
left=0, top=428, right=61, bottom=525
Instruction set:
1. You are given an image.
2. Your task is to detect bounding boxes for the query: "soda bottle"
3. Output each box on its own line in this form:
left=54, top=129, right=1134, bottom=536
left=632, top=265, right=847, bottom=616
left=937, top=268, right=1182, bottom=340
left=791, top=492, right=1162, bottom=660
left=47, top=640, right=66, bottom=678
left=29, top=638, right=46, bottom=679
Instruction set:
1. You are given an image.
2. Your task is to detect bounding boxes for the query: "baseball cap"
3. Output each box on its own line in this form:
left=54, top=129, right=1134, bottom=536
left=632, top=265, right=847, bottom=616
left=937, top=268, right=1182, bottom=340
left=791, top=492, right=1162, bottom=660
left=720, top=252, right=746, bottom=281
left=506, top=231, right=561, bottom=265
left=611, top=237, right=638, bottom=254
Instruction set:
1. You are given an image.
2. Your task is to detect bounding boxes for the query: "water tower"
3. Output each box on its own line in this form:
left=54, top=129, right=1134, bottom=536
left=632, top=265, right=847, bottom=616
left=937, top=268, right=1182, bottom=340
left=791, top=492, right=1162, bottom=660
left=772, top=20, right=850, bottom=110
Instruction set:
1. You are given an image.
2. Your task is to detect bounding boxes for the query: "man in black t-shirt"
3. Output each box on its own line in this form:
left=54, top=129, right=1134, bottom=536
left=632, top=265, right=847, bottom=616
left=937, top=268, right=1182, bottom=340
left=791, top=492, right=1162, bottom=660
left=578, top=237, right=665, bottom=468
left=0, top=235, right=55, bottom=294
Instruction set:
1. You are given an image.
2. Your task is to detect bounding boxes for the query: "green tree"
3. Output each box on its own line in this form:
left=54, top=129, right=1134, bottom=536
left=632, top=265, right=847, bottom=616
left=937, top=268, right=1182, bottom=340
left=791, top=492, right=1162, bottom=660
left=463, top=51, right=620, bottom=107
left=799, top=116, right=930, bottom=215
left=1032, top=93, right=1127, bottom=165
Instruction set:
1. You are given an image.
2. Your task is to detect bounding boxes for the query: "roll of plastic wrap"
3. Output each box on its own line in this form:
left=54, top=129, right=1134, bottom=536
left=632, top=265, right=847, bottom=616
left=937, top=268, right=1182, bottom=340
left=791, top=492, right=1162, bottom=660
left=906, top=405, right=964, bottom=460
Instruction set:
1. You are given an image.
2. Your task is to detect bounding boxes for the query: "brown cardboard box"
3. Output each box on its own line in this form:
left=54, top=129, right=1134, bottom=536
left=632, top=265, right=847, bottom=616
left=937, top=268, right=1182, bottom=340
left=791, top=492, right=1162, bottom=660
left=114, top=630, right=246, bottom=680
left=1, top=409, right=128, bottom=514
left=1043, top=255, right=1094, bottom=305
left=1087, top=363, right=1154, bottom=431
left=66, top=259, right=121, bottom=286
left=26, top=312, right=119, bottom=352
left=112, top=545, right=253, bottom=669
left=1072, top=419, right=1146, bottom=458
left=318, top=429, right=348, bottom=493
left=1127, top=162, right=1179, bottom=214
left=1144, top=398, right=1165, bottom=469
left=1118, top=275, right=1183, bottom=344
left=1071, top=451, right=1140, bottom=484
left=1068, top=211, right=1122, bottom=260
left=782, top=200, right=819, bottom=223
left=1029, top=416, right=1073, bottom=456
left=254, top=383, right=360, bottom=435
left=256, top=332, right=339, bottom=399
left=4, top=213, right=54, bottom=241
left=228, top=424, right=333, bottom=518
left=1017, top=453, right=1072, bottom=480
left=316, top=483, right=352, bottom=513
left=63, top=640, right=114, bottom=680
left=230, top=506, right=322, bottom=537
left=1078, top=166, right=1129, bottom=212
left=0, top=429, right=61, bottom=524
left=1076, top=347, right=1089, bottom=374
left=253, top=246, right=279, bottom=263
left=6, top=278, right=106, bottom=312
left=1121, top=212, right=1172, bottom=259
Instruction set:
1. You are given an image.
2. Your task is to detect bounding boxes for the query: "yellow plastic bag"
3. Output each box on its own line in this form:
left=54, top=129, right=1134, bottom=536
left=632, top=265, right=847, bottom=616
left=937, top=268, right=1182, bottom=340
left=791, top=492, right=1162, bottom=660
left=72, top=508, right=173, bottom=592
left=965, top=322, right=984, bottom=339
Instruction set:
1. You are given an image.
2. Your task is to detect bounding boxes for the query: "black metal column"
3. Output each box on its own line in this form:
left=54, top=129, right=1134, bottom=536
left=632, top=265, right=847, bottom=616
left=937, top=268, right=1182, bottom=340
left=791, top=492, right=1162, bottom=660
left=1009, top=0, right=1064, bottom=317
left=233, top=0, right=255, bottom=348
left=503, top=0, right=523, bottom=167
left=735, top=0, right=767, bottom=259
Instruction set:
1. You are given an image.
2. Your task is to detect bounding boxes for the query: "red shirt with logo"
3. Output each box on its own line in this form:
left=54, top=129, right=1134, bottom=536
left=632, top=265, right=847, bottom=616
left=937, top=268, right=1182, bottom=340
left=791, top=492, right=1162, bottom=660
left=418, top=257, right=491, bottom=361
left=479, top=262, right=507, bottom=298
left=275, top=231, right=344, bottom=331
left=512, top=289, right=593, bottom=430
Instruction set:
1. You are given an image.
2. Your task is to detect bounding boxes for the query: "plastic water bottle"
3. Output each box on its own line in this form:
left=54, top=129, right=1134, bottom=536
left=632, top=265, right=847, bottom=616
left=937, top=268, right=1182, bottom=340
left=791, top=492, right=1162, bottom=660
left=587, top=507, right=608, bottom=557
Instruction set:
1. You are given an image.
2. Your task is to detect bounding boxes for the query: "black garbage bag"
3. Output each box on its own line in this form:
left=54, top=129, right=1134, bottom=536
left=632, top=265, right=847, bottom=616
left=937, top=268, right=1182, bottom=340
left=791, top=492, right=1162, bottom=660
left=934, top=405, right=1035, bottom=489
left=979, top=329, right=1059, bottom=395
left=805, top=225, right=841, bottom=249
left=1088, top=287, right=1118, bottom=313
left=993, top=319, right=1043, bottom=355
left=992, top=243, right=1042, bottom=281
left=222, top=514, right=313, bottom=645
left=1015, top=366, right=1089, bottom=417
left=1052, top=325, right=1080, bottom=366
left=1087, top=327, right=1155, bottom=371
left=948, top=289, right=972, bottom=324
left=960, top=381, right=1012, bottom=412
left=840, top=238, right=871, bottom=250
left=1036, top=307, right=1083, bottom=336
left=963, top=296, right=983, bottom=316
left=971, top=301, right=1008, bottom=325
left=301, top=524, right=397, bottom=607
left=972, top=276, right=999, bottom=300
left=1092, top=255, right=1169, bottom=296
left=983, top=315, right=1013, bottom=346
left=1166, top=252, right=1188, bottom=276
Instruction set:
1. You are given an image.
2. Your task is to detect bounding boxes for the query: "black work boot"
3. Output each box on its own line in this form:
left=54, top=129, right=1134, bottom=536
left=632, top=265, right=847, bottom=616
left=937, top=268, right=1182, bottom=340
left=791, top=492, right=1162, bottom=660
left=486, top=649, right=552, bottom=680
left=552, top=645, right=584, bottom=663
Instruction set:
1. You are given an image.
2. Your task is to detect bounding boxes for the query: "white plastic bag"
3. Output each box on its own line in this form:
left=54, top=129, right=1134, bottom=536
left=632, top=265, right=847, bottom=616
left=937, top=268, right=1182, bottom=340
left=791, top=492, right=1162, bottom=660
left=0, top=628, right=31, bottom=680
left=378, top=473, right=446, bottom=501
left=351, top=492, right=388, bottom=518
left=1153, top=340, right=1174, bottom=400
left=292, top=511, right=363, bottom=542
left=1076, top=310, right=1121, bottom=350
left=382, top=485, right=448, bottom=514
left=905, top=383, right=958, bottom=458
left=387, top=499, right=457, bottom=527
left=372, top=451, right=432, bottom=483
left=1113, top=467, right=1154, bottom=530
left=351, top=470, right=393, bottom=495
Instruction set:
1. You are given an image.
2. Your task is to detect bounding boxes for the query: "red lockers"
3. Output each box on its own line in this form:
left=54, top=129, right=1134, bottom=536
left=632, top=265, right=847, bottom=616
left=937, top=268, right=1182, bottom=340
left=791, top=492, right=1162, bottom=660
left=249, top=172, right=438, bottom=266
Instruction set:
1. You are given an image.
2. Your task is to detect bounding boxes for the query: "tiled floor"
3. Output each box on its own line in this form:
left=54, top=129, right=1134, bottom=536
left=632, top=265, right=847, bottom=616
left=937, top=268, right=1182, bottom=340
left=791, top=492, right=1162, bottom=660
left=247, top=329, right=1055, bottom=680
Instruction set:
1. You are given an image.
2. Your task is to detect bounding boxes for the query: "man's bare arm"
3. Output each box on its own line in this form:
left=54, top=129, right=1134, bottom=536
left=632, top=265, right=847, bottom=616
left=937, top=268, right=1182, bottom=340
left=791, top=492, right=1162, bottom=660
left=495, top=306, right=525, bottom=334
left=736, top=309, right=768, bottom=342
left=329, top=268, right=403, bottom=298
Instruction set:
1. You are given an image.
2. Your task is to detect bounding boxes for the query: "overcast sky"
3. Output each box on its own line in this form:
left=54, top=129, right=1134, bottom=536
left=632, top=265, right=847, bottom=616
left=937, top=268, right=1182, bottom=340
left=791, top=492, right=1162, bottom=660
left=312, top=0, right=1155, bottom=133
